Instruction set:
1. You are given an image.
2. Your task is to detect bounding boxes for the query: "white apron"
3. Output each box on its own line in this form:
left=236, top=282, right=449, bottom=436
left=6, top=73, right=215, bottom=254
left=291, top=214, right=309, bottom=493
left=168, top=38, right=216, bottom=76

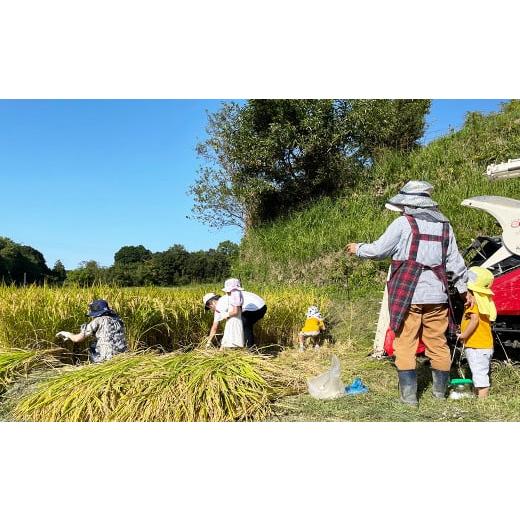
left=221, top=308, right=245, bottom=349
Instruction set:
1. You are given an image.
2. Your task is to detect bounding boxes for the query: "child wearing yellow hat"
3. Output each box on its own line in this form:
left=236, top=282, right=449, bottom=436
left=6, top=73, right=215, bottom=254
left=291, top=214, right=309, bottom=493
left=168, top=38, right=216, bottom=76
left=458, top=266, right=496, bottom=398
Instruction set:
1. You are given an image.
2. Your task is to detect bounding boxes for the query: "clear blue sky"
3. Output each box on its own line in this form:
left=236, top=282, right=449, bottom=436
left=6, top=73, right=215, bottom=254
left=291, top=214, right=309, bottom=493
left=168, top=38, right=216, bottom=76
left=0, top=99, right=508, bottom=269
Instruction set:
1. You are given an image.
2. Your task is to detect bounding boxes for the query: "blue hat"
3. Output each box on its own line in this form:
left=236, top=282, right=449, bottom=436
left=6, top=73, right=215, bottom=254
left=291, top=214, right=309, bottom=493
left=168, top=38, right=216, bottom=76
left=88, top=299, right=111, bottom=318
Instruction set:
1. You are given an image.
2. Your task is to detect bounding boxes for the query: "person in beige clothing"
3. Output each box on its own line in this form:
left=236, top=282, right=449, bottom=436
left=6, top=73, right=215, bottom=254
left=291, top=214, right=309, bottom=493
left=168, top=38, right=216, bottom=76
left=347, top=181, right=468, bottom=406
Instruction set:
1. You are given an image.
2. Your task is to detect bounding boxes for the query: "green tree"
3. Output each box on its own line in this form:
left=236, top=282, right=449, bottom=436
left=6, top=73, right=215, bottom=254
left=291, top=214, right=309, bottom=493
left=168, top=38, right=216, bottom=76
left=216, top=240, right=239, bottom=259
left=189, top=102, right=252, bottom=230
left=190, top=100, right=358, bottom=229
left=149, top=245, right=190, bottom=286
left=114, top=245, right=152, bottom=265
left=338, top=99, right=431, bottom=162
left=109, top=262, right=153, bottom=287
left=189, top=99, right=430, bottom=230
left=66, top=261, right=110, bottom=287
left=0, top=237, right=51, bottom=285
left=51, top=260, right=67, bottom=284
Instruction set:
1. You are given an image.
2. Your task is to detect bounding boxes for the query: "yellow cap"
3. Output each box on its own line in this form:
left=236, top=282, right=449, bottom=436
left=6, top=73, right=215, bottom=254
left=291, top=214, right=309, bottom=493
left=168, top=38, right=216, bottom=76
left=467, top=266, right=494, bottom=295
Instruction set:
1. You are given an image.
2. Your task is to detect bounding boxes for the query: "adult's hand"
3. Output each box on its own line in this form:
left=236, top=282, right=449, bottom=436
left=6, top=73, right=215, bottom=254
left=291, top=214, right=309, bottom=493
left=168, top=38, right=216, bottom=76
left=346, top=243, right=358, bottom=255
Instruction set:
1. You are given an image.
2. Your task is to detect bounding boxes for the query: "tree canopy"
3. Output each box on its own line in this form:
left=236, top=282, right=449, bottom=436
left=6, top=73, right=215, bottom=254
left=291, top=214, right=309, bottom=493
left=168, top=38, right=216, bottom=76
left=190, top=99, right=431, bottom=230
left=0, top=237, right=52, bottom=285
left=66, top=241, right=239, bottom=287
left=114, top=245, right=153, bottom=265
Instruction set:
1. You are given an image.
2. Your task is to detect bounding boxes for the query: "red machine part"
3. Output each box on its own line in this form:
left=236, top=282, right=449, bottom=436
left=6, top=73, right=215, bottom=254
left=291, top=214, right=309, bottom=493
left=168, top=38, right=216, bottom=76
left=384, top=328, right=426, bottom=357
left=491, top=268, right=520, bottom=316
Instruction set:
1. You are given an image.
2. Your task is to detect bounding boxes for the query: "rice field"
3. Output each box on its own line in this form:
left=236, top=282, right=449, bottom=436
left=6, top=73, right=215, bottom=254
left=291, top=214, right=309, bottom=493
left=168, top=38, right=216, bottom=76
left=2, top=284, right=520, bottom=422
left=0, top=284, right=331, bottom=421
left=0, top=284, right=332, bottom=355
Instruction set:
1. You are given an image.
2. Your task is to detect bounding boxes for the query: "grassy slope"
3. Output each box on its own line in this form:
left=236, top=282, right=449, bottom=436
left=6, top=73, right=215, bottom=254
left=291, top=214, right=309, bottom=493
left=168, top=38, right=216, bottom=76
left=235, top=100, right=520, bottom=421
left=237, top=100, right=520, bottom=292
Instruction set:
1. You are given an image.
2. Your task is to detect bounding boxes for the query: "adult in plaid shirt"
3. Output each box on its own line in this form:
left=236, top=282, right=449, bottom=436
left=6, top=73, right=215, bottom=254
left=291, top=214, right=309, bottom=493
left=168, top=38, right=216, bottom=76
left=347, top=181, right=468, bottom=406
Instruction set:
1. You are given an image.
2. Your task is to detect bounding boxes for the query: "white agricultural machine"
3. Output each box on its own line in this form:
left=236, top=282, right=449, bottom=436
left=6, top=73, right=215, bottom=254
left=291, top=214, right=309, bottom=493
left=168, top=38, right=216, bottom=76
left=373, top=158, right=520, bottom=358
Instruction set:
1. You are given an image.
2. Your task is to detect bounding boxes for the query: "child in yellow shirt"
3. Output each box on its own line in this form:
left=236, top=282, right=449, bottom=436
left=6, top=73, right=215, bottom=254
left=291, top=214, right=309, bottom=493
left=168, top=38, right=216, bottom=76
left=298, top=306, right=326, bottom=352
left=458, top=266, right=496, bottom=398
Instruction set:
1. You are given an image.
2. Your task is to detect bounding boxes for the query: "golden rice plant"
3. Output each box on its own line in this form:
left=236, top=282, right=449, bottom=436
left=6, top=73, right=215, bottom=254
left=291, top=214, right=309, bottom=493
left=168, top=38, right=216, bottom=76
left=6, top=350, right=303, bottom=422
left=0, top=285, right=214, bottom=354
left=0, top=284, right=332, bottom=356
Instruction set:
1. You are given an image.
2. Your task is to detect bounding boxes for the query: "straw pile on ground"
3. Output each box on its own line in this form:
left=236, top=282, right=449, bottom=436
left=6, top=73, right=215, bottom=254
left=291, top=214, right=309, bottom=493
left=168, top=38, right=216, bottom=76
left=3, top=350, right=304, bottom=422
left=0, top=349, right=62, bottom=393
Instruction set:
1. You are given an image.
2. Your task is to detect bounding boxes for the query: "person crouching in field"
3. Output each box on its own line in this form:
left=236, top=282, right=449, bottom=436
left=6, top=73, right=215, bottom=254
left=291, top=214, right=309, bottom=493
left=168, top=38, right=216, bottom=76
left=204, top=280, right=266, bottom=351
left=298, top=306, right=326, bottom=352
left=204, top=278, right=245, bottom=349
left=56, top=299, right=128, bottom=363
left=458, top=267, right=496, bottom=398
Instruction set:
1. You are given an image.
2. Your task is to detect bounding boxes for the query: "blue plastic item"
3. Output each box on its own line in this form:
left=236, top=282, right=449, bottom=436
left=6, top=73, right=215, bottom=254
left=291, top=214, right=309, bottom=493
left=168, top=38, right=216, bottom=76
left=345, top=378, right=369, bottom=396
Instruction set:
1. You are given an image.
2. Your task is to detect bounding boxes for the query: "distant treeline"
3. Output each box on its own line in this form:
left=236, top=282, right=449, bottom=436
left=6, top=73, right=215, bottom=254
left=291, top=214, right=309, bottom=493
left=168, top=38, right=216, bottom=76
left=0, top=237, right=239, bottom=287
left=0, top=237, right=59, bottom=285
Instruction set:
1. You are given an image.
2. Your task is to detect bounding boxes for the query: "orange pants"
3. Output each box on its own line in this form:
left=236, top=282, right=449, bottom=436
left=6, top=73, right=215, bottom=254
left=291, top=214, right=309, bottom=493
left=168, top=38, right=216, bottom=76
left=394, top=304, right=451, bottom=371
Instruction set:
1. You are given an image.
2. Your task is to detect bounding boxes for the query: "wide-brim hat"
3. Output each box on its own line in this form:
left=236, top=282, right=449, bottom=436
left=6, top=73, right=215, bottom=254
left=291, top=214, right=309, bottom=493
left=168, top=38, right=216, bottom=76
left=222, top=278, right=244, bottom=292
left=203, top=292, right=219, bottom=309
left=88, top=299, right=111, bottom=318
left=467, top=267, right=494, bottom=295
left=385, top=203, right=405, bottom=213
left=387, top=180, right=438, bottom=208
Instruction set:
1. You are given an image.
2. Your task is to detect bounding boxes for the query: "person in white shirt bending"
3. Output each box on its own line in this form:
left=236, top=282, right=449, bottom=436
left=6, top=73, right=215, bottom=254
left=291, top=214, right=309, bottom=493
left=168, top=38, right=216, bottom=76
left=203, top=280, right=267, bottom=351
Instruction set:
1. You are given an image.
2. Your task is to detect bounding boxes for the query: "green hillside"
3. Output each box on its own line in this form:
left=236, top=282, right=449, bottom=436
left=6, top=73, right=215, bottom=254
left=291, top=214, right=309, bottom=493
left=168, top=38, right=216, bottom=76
left=237, top=100, right=520, bottom=295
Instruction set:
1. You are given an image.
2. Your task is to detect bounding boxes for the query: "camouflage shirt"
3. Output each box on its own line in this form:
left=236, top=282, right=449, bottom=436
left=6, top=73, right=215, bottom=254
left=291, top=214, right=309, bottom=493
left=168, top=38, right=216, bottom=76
left=82, top=315, right=128, bottom=363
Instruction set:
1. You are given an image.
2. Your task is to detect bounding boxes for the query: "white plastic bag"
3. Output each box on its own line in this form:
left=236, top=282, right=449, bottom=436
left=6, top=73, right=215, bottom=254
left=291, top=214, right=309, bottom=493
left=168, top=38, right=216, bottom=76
left=307, top=355, right=345, bottom=399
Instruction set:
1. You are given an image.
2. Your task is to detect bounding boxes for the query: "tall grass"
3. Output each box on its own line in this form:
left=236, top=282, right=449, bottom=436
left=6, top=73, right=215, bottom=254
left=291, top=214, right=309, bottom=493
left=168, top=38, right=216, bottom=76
left=237, top=100, right=520, bottom=290
left=4, top=350, right=303, bottom=422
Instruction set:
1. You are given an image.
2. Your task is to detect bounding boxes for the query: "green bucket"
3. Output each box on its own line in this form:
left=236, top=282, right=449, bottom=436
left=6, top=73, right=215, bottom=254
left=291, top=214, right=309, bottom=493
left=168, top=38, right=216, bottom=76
left=448, top=378, right=474, bottom=400
left=449, top=378, right=473, bottom=385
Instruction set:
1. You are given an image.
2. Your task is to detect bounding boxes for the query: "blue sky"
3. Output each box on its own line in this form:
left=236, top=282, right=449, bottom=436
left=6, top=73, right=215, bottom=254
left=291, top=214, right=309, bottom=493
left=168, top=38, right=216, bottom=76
left=0, top=99, right=508, bottom=269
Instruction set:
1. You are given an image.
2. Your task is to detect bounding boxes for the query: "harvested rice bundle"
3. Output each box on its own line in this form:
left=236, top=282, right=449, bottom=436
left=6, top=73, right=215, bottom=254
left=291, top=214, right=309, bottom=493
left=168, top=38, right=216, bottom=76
left=0, top=349, right=62, bottom=392
left=7, top=350, right=302, bottom=422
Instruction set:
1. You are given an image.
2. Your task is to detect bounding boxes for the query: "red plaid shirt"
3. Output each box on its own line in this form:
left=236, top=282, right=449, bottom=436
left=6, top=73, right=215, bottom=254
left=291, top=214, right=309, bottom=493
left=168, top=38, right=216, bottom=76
left=387, top=215, right=455, bottom=333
